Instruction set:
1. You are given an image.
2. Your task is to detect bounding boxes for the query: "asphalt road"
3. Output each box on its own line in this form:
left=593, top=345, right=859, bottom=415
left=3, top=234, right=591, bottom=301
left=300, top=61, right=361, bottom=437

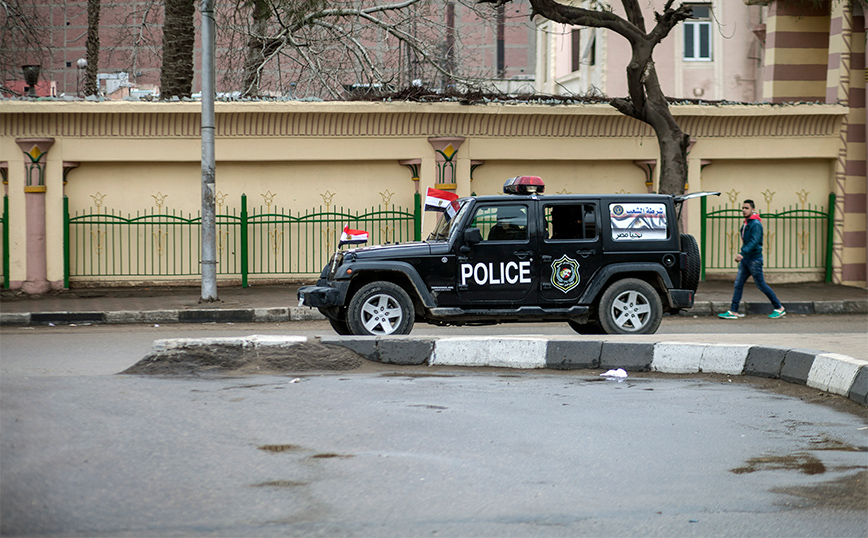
left=1, top=314, right=866, bottom=377
left=1, top=321, right=866, bottom=537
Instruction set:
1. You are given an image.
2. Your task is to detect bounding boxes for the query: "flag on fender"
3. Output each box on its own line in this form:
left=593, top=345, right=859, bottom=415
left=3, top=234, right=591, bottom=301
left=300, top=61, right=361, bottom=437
left=424, top=187, right=458, bottom=212
left=339, top=225, right=369, bottom=246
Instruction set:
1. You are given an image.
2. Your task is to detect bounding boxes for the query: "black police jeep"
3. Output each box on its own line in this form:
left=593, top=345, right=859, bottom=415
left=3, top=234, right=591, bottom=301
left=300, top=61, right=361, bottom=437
left=298, top=176, right=719, bottom=336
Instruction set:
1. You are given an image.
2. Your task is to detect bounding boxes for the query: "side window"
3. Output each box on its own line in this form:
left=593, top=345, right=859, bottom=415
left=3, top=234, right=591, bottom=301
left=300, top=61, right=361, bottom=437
left=472, top=204, right=528, bottom=242
left=609, top=203, right=669, bottom=241
left=545, top=204, right=597, bottom=240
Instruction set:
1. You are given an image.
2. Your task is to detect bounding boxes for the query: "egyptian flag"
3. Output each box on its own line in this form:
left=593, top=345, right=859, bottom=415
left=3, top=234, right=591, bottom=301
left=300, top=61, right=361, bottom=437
left=339, top=225, right=369, bottom=246
left=424, top=187, right=459, bottom=212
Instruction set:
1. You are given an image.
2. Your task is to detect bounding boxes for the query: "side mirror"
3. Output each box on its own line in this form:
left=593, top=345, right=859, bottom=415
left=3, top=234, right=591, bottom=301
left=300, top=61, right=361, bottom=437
left=464, top=227, right=482, bottom=245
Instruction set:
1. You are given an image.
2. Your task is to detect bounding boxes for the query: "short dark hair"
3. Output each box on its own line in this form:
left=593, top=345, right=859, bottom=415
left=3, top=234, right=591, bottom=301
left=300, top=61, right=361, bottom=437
left=743, top=199, right=755, bottom=209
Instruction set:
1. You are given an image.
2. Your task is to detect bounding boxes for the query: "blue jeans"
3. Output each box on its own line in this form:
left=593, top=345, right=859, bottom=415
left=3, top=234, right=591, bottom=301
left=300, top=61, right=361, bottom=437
left=730, top=257, right=782, bottom=312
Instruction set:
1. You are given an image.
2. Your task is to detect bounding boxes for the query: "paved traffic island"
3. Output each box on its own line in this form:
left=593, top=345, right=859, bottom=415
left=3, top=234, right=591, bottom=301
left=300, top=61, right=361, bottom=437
left=126, top=335, right=867, bottom=406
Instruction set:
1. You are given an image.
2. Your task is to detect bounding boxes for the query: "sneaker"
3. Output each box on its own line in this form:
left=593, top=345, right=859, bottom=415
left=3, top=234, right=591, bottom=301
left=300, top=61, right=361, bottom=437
left=718, top=311, right=739, bottom=320
left=769, top=308, right=786, bottom=319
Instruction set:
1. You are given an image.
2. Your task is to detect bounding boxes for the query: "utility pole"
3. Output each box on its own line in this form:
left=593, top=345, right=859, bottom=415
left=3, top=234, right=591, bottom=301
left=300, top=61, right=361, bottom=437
left=200, top=0, right=218, bottom=302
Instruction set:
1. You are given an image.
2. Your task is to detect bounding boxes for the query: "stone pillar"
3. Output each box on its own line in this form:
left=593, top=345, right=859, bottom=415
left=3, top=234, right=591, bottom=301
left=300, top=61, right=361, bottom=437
left=420, top=156, right=438, bottom=237
left=63, top=162, right=80, bottom=195
left=684, top=156, right=704, bottom=236
left=16, top=138, right=54, bottom=294
left=427, top=137, right=465, bottom=191
left=470, top=160, right=485, bottom=195
left=399, top=159, right=423, bottom=241
left=632, top=160, right=656, bottom=194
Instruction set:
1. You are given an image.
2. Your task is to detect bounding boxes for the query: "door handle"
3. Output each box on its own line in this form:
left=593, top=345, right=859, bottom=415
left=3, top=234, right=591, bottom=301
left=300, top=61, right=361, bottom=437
left=577, top=249, right=597, bottom=258
left=513, top=250, right=532, bottom=260
left=541, top=255, right=552, bottom=263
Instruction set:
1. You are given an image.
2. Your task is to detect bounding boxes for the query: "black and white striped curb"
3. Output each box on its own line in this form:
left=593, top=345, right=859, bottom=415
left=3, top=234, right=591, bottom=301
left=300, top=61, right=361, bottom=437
left=139, top=335, right=867, bottom=406
left=0, top=307, right=325, bottom=325
left=2, top=297, right=866, bottom=325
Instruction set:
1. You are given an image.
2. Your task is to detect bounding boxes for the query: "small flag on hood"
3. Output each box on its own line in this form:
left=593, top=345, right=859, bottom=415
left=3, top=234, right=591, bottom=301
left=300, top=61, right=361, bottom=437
left=340, top=225, right=369, bottom=246
left=424, top=187, right=459, bottom=212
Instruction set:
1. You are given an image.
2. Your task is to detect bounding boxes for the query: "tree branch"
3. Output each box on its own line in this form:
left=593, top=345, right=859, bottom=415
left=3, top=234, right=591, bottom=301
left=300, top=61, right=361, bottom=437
left=526, top=0, right=645, bottom=45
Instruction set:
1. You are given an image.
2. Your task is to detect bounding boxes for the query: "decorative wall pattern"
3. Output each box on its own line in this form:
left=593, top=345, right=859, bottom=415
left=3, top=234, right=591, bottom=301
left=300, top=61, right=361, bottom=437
left=0, top=105, right=844, bottom=140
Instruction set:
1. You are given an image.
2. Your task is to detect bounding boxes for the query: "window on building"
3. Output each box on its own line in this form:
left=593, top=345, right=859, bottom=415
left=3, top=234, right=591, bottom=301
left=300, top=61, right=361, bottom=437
left=684, top=4, right=712, bottom=61
left=571, top=29, right=581, bottom=72
left=570, top=28, right=596, bottom=72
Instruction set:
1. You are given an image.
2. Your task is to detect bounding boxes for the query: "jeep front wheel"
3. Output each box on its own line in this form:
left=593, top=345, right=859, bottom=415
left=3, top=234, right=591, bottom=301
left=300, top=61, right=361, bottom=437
left=598, top=279, right=662, bottom=334
left=328, top=317, right=352, bottom=335
left=347, top=281, right=415, bottom=336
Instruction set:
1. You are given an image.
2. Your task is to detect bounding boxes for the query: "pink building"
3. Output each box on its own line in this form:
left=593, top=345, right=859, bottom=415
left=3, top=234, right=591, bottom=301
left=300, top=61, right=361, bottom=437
left=536, top=1, right=765, bottom=102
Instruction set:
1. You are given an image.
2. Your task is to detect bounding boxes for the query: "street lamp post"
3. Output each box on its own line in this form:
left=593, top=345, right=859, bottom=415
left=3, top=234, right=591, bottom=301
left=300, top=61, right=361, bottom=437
left=200, top=0, right=218, bottom=302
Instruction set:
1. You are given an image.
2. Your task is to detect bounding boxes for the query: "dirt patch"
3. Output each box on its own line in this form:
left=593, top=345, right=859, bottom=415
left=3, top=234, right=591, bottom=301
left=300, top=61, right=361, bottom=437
left=121, top=340, right=364, bottom=376
left=251, top=480, right=309, bottom=488
left=731, top=453, right=827, bottom=475
left=773, top=470, right=868, bottom=511
left=259, top=444, right=303, bottom=453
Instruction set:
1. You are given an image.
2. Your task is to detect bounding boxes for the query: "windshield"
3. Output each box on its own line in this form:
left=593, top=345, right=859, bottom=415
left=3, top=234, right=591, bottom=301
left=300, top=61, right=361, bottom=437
left=427, top=199, right=470, bottom=242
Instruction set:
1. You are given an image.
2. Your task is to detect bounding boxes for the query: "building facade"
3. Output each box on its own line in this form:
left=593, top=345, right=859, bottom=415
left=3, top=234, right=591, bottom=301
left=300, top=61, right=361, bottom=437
left=537, top=0, right=865, bottom=285
left=1, top=99, right=861, bottom=291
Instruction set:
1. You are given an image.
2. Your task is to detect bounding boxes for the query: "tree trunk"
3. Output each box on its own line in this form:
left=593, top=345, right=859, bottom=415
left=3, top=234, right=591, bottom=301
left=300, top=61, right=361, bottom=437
left=241, top=0, right=271, bottom=97
left=160, top=0, right=196, bottom=99
left=639, top=60, right=689, bottom=195
left=84, top=0, right=100, bottom=96
left=511, top=0, right=692, bottom=195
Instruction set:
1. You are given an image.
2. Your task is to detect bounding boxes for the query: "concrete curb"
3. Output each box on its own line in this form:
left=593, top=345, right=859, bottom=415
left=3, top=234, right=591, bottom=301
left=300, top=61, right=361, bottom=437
left=0, top=306, right=326, bottom=325
left=2, top=298, right=867, bottom=326
left=138, top=335, right=868, bottom=406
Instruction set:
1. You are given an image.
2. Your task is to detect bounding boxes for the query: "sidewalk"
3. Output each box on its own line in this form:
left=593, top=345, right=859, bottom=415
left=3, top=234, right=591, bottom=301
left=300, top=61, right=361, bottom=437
left=1, top=280, right=865, bottom=325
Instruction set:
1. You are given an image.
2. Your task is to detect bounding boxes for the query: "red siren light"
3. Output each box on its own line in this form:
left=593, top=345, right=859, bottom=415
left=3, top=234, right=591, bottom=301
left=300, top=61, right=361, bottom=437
left=503, top=175, right=545, bottom=195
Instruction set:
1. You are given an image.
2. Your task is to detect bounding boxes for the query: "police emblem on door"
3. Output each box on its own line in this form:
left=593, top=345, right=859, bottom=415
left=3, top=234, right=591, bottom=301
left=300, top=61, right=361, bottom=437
left=551, top=255, right=580, bottom=293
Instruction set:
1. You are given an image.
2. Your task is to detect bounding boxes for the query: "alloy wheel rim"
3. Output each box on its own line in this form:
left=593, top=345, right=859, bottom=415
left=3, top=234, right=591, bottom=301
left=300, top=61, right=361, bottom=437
left=360, top=293, right=403, bottom=335
left=610, top=290, right=651, bottom=331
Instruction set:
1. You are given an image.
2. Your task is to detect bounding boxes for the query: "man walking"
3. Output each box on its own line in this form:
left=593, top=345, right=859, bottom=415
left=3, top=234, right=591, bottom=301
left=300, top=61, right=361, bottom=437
left=718, top=199, right=786, bottom=320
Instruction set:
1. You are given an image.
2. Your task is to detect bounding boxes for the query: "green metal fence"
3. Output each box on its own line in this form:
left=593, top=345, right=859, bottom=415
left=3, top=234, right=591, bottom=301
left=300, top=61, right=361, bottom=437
left=65, top=194, right=420, bottom=286
left=701, top=193, right=835, bottom=282
left=1, top=195, right=7, bottom=289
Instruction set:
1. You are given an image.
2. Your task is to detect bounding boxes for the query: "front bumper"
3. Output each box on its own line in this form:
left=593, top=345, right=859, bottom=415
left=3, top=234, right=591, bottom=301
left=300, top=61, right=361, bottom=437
left=298, top=281, right=349, bottom=308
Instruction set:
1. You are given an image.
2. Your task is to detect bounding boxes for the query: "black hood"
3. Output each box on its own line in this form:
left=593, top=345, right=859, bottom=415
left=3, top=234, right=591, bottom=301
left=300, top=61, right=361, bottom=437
left=348, top=242, right=432, bottom=260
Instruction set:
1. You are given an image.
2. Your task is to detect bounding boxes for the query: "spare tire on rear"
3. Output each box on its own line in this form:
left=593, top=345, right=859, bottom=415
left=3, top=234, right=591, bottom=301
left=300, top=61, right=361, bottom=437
left=680, top=233, right=700, bottom=292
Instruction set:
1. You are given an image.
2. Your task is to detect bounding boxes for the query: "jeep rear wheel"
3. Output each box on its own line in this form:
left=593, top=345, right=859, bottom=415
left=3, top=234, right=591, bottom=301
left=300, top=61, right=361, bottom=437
left=680, top=233, right=701, bottom=292
left=598, top=279, right=662, bottom=334
left=347, top=281, right=415, bottom=336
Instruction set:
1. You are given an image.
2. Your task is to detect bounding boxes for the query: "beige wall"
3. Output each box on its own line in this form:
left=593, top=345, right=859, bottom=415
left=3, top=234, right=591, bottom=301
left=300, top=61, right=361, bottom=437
left=471, top=160, right=647, bottom=196
left=699, top=159, right=835, bottom=212
left=66, top=160, right=416, bottom=217
left=1, top=100, right=860, bottom=287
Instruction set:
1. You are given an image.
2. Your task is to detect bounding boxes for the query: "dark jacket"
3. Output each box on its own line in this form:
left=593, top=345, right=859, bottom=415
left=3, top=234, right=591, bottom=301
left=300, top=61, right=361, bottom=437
left=740, top=213, right=764, bottom=260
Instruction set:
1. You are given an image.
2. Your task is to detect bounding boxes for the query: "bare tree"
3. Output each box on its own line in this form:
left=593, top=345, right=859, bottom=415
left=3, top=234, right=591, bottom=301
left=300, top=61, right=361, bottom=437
left=482, top=0, right=693, bottom=195
left=103, top=0, right=164, bottom=90
left=0, top=0, right=50, bottom=93
left=161, top=0, right=195, bottom=98
left=218, top=0, right=509, bottom=98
